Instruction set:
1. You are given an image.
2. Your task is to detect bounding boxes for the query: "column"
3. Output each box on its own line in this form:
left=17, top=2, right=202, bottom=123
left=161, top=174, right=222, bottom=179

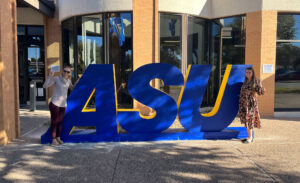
left=0, top=0, right=19, bottom=145
left=44, top=0, right=62, bottom=104
left=245, top=11, right=277, bottom=117
left=132, top=0, right=158, bottom=113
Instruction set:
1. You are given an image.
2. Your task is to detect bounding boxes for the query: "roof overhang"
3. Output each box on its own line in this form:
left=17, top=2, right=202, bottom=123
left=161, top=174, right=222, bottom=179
left=18, top=0, right=55, bottom=18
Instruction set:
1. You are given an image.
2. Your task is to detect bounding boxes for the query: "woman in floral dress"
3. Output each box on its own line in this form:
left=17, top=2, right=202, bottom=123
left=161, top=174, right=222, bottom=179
left=239, top=67, right=265, bottom=143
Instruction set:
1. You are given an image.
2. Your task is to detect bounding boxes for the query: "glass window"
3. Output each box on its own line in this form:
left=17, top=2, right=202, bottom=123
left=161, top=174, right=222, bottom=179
left=277, top=14, right=300, bottom=40
left=203, top=21, right=221, bottom=109
left=218, top=16, right=246, bottom=75
left=276, top=14, right=300, bottom=111
left=275, top=42, right=300, bottom=110
left=17, top=26, right=25, bottom=36
left=187, top=16, right=208, bottom=65
left=27, top=26, right=44, bottom=36
left=108, top=12, right=133, bottom=108
left=77, top=14, right=104, bottom=76
left=61, top=12, right=133, bottom=109
left=160, top=14, right=182, bottom=69
left=159, top=13, right=182, bottom=102
left=62, top=18, right=75, bottom=78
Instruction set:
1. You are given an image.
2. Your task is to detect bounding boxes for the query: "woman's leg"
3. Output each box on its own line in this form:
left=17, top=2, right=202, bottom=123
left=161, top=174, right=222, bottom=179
left=247, top=127, right=253, bottom=141
left=56, top=107, right=66, bottom=138
left=49, top=102, right=60, bottom=139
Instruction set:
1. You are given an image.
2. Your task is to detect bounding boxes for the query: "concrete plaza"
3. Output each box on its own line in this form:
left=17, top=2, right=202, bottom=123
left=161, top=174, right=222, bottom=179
left=0, top=107, right=299, bottom=183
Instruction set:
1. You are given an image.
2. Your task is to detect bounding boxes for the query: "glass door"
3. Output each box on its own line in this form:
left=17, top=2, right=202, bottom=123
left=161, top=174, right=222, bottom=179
left=159, top=13, right=183, bottom=103
left=18, top=26, right=45, bottom=105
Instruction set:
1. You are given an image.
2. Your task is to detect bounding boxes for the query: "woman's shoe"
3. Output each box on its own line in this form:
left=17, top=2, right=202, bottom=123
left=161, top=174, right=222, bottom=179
left=242, top=138, right=253, bottom=144
left=56, top=137, right=64, bottom=144
left=51, top=139, right=59, bottom=146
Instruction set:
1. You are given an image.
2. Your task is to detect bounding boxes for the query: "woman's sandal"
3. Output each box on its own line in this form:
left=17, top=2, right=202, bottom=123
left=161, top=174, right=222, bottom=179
left=51, top=139, right=60, bottom=146
left=56, top=137, right=64, bottom=145
left=242, top=138, right=253, bottom=144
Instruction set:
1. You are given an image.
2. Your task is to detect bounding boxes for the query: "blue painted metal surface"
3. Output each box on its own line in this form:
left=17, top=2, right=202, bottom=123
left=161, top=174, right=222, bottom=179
left=118, top=63, right=184, bottom=133
left=41, top=64, right=250, bottom=144
left=179, top=65, right=250, bottom=132
left=41, top=64, right=118, bottom=144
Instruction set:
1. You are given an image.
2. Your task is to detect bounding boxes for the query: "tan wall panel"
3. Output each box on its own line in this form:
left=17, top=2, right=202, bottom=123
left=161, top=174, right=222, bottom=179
left=59, top=0, right=133, bottom=22
left=0, top=0, right=19, bottom=145
left=159, top=0, right=211, bottom=18
left=45, top=0, right=62, bottom=103
left=245, top=11, right=277, bottom=117
left=17, top=7, right=44, bottom=25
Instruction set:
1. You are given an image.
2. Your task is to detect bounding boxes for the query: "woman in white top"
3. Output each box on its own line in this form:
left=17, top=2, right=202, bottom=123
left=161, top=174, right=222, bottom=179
left=43, top=65, right=79, bottom=145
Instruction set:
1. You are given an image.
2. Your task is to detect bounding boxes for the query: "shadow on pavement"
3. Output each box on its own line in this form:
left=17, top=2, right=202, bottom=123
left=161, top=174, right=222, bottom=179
left=0, top=141, right=299, bottom=182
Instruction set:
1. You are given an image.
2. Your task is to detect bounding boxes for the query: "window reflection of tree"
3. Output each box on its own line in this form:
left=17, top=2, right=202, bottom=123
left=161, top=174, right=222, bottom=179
left=109, top=13, right=133, bottom=108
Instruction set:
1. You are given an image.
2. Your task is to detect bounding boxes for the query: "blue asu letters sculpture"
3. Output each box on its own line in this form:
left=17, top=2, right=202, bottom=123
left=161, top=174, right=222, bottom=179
left=41, top=63, right=250, bottom=144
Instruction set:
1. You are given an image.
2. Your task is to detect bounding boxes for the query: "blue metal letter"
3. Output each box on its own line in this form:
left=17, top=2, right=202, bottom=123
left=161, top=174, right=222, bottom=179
left=41, top=64, right=118, bottom=143
left=118, top=63, right=184, bottom=133
left=178, top=65, right=250, bottom=132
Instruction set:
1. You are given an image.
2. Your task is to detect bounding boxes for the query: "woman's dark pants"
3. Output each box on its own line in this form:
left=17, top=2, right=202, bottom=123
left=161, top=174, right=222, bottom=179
left=49, top=102, right=66, bottom=139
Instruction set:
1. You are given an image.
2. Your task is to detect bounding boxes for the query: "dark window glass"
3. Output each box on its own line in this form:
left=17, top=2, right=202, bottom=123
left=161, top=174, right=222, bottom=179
left=219, top=16, right=246, bottom=75
left=275, top=42, right=300, bottom=110
left=277, top=14, right=300, bottom=40
left=160, top=13, right=182, bottom=102
left=62, top=18, right=75, bottom=78
left=204, top=21, right=221, bottom=109
left=17, top=26, right=45, bottom=104
left=108, top=12, right=133, bottom=108
left=61, top=13, right=133, bottom=109
left=27, top=26, right=44, bottom=36
left=160, top=14, right=182, bottom=69
left=17, top=26, right=26, bottom=36
left=187, top=16, right=208, bottom=65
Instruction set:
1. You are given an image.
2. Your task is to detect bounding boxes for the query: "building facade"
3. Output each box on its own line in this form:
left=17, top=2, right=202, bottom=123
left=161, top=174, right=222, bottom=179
left=1, top=0, right=300, bottom=144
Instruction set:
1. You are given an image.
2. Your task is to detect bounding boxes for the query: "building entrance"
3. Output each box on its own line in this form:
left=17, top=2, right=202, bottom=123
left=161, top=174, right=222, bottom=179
left=17, top=25, right=45, bottom=105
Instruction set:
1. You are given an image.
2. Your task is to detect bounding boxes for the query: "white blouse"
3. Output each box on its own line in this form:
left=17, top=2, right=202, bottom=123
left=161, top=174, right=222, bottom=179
left=43, top=75, right=73, bottom=107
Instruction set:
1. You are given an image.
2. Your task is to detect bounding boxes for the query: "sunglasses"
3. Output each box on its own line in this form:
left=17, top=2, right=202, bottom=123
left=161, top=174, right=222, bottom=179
left=63, top=70, right=71, bottom=74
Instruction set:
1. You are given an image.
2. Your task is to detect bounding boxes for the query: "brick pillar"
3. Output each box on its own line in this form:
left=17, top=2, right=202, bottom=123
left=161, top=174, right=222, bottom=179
left=0, top=0, right=20, bottom=145
left=245, top=11, right=277, bottom=117
left=44, top=0, right=62, bottom=104
left=132, top=0, right=158, bottom=113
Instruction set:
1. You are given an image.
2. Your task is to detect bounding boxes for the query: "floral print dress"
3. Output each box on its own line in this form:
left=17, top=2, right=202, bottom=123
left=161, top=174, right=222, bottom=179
left=238, top=79, right=265, bottom=129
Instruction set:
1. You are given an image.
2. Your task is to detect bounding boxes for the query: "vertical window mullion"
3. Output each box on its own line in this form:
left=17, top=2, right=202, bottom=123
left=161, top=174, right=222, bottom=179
left=73, top=17, right=78, bottom=80
left=182, top=14, right=187, bottom=75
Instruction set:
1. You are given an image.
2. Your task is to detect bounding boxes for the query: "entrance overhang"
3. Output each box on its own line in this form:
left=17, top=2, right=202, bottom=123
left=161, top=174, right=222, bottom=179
left=18, top=0, right=55, bottom=17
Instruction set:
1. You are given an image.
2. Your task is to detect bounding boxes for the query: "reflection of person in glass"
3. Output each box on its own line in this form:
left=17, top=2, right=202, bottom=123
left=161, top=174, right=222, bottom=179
left=43, top=65, right=79, bottom=146
left=117, top=81, right=131, bottom=106
left=238, top=67, right=265, bottom=144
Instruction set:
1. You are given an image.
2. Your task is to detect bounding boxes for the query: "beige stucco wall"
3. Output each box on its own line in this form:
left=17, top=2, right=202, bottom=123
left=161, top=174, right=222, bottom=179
left=159, top=0, right=300, bottom=19
left=58, top=0, right=133, bottom=22
left=17, top=7, right=44, bottom=25
left=263, top=0, right=300, bottom=12
left=211, top=0, right=262, bottom=18
left=159, top=0, right=211, bottom=18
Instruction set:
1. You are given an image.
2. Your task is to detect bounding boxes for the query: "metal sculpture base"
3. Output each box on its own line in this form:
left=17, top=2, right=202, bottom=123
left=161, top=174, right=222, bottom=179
left=41, top=127, right=248, bottom=144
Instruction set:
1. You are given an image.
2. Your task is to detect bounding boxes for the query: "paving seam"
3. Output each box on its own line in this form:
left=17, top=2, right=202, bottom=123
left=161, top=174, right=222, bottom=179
left=20, top=121, right=47, bottom=137
left=230, top=143, right=278, bottom=183
left=110, top=148, right=121, bottom=183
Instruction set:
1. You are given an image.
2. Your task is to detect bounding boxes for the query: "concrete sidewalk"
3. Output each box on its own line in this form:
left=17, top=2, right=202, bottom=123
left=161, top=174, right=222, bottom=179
left=0, top=108, right=299, bottom=183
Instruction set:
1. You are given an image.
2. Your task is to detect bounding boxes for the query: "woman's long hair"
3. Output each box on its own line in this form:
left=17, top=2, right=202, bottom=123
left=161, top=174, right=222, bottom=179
left=244, top=67, right=257, bottom=94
